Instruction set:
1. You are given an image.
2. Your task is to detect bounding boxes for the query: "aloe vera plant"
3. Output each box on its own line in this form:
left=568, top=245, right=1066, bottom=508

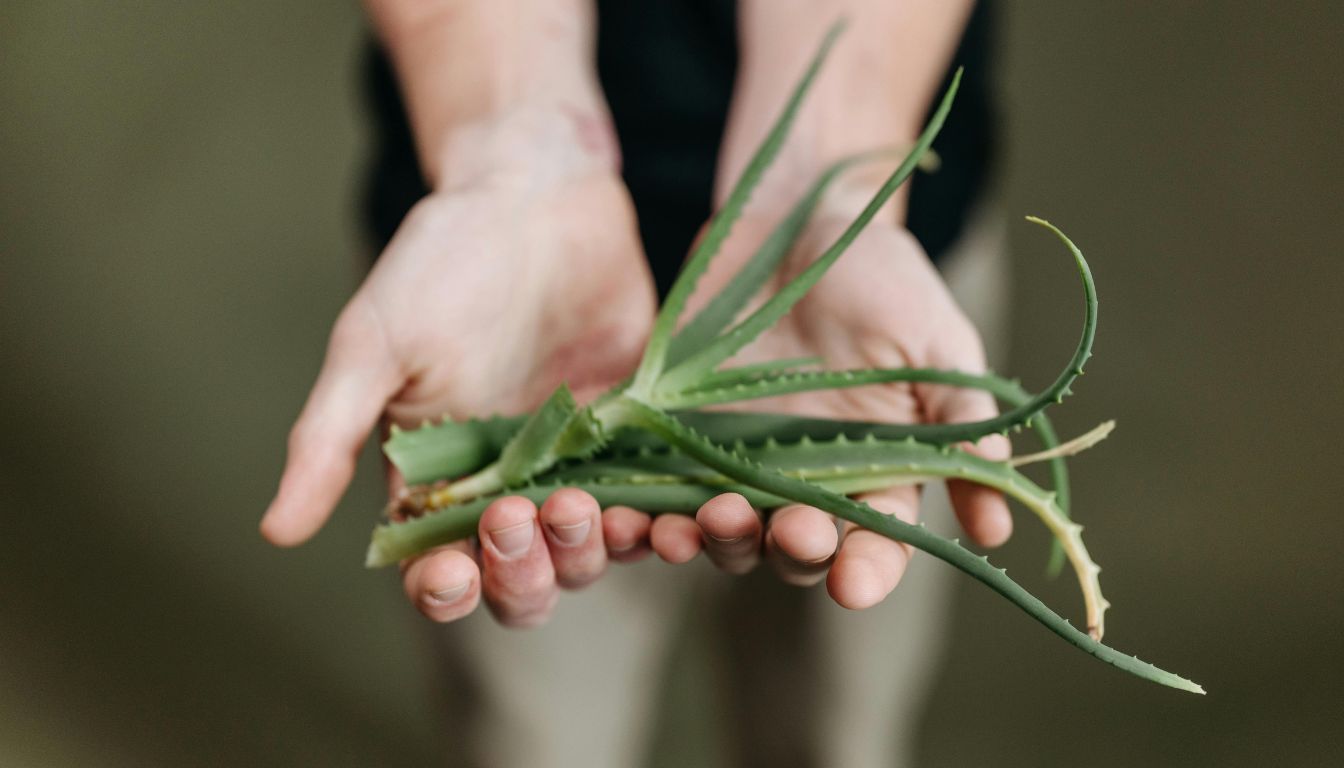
left=366, top=23, right=1202, bottom=694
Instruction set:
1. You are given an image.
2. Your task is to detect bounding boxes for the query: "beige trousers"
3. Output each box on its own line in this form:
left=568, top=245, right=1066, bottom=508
left=431, top=209, right=1009, bottom=768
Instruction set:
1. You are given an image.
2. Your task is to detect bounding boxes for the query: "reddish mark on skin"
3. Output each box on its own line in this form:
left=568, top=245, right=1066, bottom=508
left=543, top=15, right=568, bottom=39
left=561, top=104, right=622, bottom=170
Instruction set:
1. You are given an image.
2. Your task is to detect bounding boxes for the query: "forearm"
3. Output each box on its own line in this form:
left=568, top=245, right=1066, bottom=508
left=365, top=0, right=617, bottom=188
left=721, top=0, right=974, bottom=218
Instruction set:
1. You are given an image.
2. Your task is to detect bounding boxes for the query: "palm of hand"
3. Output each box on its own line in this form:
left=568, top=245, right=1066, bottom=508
left=710, top=213, right=977, bottom=424
left=646, top=211, right=1012, bottom=608
left=265, top=170, right=662, bottom=626
left=262, top=172, right=653, bottom=549
left=367, top=175, right=655, bottom=426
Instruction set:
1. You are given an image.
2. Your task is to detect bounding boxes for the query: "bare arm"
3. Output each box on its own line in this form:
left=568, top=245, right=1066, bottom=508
left=264, top=0, right=655, bottom=628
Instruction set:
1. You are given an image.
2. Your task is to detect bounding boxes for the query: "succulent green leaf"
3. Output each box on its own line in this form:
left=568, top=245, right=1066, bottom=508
left=368, top=480, right=793, bottom=568
left=494, top=384, right=603, bottom=485
left=381, top=373, right=1078, bottom=559
left=694, top=357, right=823, bottom=388
left=666, top=150, right=893, bottom=365
left=383, top=416, right=519, bottom=486
left=624, top=400, right=1202, bottom=694
left=371, top=428, right=1101, bottom=589
left=654, top=68, right=962, bottom=394
left=630, top=20, right=846, bottom=393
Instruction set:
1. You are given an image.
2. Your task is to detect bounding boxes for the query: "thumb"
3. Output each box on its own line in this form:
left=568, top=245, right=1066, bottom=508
left=261, top=296, right=403, bottom=546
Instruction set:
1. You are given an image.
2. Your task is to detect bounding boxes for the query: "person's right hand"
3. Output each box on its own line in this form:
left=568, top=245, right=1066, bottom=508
left=261, top=111, right=657, bottom=627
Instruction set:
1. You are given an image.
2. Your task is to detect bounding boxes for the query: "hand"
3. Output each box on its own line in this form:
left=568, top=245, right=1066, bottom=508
left=261, top=120, right=657, bottom=627
left=640, top=205, right=1013, bottom=609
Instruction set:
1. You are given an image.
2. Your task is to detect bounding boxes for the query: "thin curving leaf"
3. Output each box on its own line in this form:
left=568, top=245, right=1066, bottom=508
left=695, top=356, right=823, bottom=388
left=667, top=149, right=907, bottom=365
left=624, top=400, right=1202, bottom=694
left=1011, top=420, right=1114, bottom=467
left=659, top=216, right=1096, bottom=444
left=654, top=68, right=963, bottom=394
left=629, top=20, right=846, bottom=393
left=373, top=429, right=1095, bottom=593
left=548, top=426, right=1107, bottom=637
left=383, top=371, right=1080, bottom=564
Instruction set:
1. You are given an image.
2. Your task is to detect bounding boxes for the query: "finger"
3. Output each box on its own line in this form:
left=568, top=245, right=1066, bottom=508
left=261, top=297, right=403, bottom=547
left=694, top=493, right=762, bottom=575
left=602, top=506, right=653, bottom=563
left=402, top=543, right=481, bottom=623
left=478, top=496, right=558, bottom=628
left=949, top=434, right=1013, bottom=547
left=764, top=504, right=839, bottom=587
left=827, top=486, right=919, bottom=610
left=650, top=514, right=702, bottom=564
left=539, top=488, right=606, bottom=589
left=920, top=322, right=1013, bottom=549
left=924, top=383, right=1013, bottom=548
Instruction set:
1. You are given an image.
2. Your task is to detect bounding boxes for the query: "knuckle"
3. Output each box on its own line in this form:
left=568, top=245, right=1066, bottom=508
left=543, top=487, right=598, bottom=520
left=712, top=555, right=758, bottom=576
left=492, top=591, right=559, bottom=629
left=489, top=564, right=555, bottom=602
left=557, top=560, right=606, bottom=590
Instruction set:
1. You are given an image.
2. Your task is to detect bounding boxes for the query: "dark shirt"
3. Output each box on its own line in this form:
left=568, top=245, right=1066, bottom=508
left=363, top=1, right=996, bottom=295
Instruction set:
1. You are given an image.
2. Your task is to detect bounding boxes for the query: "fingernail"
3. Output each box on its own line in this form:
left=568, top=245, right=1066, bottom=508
left=427, top=581, right=470, bottom=605
left=706, top=534, right=745, bottom=545
left=546, top=519, right=592, bottom=547
left=489, top=520, right=535, bottom=558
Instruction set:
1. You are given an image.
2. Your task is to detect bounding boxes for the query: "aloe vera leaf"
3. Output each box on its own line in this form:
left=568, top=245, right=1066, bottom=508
left=694, top=357, right=823, bottom=388
left=654, top=69, right=961, bottom=395
left=653, top=379, right=1077, bottom=575
left=658, top=211, right=1097, bottom=573
left=624, top=400, right=1201, bottom=694
left=377, top=427, right=1110, bottom=632
left=1011, top=421, right=1113, bottom=467
left=368, top=480, right=789, bottom=567
left=385, top=377, right=1070, bottom=493
left=483, top=387, right=584, bottom=481
left=657, top=213, right=1092, bottom=442
left=547, top=428, right=1105, bottom=633
left=384, top=416, right=521, bottom=486
left=662, top=366, right=1070, bottom=442
left=369, top=428, right=1099, bottom=573
left=384, top=371, right=1077, bottom=549
left=630, top=21, right=846, bottom=393
left=666, top=150, right=896, bottom=366
left=556, top=423, right=1101, bottom=485
left=421, top=385, right=606, bottom=508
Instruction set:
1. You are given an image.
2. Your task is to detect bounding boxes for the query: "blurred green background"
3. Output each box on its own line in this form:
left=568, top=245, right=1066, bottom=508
left=2, top=2, right=1341, bottom=766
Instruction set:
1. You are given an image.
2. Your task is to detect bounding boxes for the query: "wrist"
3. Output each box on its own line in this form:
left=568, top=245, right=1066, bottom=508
left=718, top=0, right=974, bottom=224
left=432, top=99, right=621, bottom=194
left=716, top=80, right=919, bottom=227
left=370, top=0, right=616, bottom=188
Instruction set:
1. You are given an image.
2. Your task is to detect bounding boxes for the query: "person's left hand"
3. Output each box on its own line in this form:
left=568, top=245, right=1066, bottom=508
left=617, top=204, right=1014, bottom=609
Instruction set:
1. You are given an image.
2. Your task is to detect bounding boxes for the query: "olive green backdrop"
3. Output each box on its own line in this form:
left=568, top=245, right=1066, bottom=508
left=2, top=2, right=1340, bottom=766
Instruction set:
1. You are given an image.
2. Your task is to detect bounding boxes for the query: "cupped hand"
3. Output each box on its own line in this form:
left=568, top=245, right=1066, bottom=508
left=640, top=207, right=1013, bottom=609
left=262, top=143, right=657, bottom=627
